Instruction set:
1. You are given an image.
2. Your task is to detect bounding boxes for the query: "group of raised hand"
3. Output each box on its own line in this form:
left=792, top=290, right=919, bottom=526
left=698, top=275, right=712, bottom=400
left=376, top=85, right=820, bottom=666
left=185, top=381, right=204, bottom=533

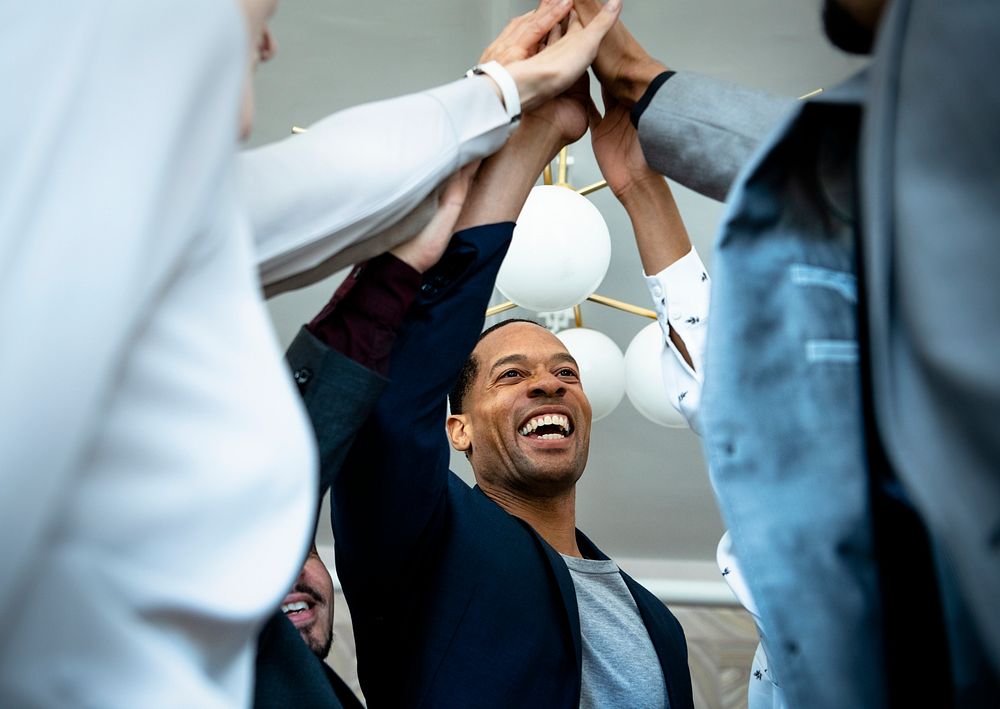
left=394, top=0, right=679, bottom=277
left=487, top=0, right=671, bottom=192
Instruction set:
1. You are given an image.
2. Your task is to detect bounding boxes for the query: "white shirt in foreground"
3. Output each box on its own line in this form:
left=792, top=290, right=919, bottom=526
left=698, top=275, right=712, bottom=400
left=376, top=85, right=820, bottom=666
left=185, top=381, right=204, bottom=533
left=0, top=1, right=514, bottom=705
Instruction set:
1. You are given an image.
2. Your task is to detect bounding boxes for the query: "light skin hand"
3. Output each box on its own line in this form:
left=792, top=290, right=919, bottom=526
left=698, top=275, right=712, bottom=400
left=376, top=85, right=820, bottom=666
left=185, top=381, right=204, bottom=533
left=573, top=0, right=667, bottom=106
left=390, top=162, right=480, bottom=274
left=479, top=0, right=622, bottom=113
left=455, top=15, right=595, bottom=233
left=479, top=0, right=573, bottom=66
left=454, top=71, right=592, bottom=233
left=501, top=16, right=595, bottom=150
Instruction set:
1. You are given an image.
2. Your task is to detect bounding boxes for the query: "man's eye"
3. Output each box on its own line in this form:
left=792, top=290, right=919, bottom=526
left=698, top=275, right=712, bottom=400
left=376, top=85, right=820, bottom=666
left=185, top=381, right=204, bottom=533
left=499, top=370, right=522, bottom=379
left=557, top=368, right=578, bottom=378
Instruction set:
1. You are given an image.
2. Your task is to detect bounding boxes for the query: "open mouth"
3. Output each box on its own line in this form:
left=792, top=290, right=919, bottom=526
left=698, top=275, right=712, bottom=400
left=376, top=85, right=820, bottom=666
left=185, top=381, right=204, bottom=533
left=280, top=593, right=319, bottom=627
left=281, top=600, right=313, bottom=616
left=518, top=413, right=573, bottom=440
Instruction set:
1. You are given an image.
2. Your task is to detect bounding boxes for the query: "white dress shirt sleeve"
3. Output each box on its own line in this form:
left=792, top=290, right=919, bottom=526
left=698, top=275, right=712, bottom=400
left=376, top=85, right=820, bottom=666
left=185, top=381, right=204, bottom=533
left=0, top=1, right=254, bottom=703
left=643, top=246, right=712, bottom=435
left=240, top=76, right=515, bottom=290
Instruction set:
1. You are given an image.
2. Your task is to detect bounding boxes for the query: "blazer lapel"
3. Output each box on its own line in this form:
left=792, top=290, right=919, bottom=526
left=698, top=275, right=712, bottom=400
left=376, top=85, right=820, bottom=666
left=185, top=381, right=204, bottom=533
left=620, top=571, right=693, bottom=709
left=471, top=487, right=583, bottom=693
left=536, top=532, right=583, bottom=683
left=575, top=529, right=694, bottom=709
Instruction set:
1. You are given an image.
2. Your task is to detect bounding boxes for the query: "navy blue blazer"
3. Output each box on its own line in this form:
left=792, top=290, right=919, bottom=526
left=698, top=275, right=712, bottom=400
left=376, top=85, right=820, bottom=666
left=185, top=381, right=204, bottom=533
left=333, top=223, right=693, bottom=708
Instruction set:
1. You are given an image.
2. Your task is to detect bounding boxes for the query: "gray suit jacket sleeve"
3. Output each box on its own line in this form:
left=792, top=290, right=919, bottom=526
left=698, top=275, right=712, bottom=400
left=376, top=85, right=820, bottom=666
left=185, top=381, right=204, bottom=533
left=636, top=72, right=795, bottom=202
left=285, top=326, right=389, bottom=497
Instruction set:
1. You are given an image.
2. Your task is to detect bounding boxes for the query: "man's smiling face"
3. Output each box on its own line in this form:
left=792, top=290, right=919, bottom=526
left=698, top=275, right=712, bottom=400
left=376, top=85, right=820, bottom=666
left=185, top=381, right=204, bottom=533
left=448, top=321, right=592, bottom=498
left=280, top=544, right=334, bottom=659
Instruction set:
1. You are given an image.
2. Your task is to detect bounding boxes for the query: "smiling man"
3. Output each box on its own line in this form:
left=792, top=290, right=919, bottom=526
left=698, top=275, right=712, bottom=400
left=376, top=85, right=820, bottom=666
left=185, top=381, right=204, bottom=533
left=448, top=319, right=591, bottom=510
left=280, top=545, right=336, bottom=659
left=322, top=35, right=693, bottom=703
left=256, top=541, right=365, bottom=709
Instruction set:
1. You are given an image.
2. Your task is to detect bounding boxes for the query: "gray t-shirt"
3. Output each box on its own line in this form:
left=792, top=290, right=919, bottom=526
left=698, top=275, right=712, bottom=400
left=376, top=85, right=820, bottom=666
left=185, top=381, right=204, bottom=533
left=562, top=555, right=668, bottom=709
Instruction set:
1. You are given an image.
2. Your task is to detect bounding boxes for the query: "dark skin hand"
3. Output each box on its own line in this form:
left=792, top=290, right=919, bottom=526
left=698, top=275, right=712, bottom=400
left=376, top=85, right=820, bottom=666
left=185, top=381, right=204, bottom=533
left=573, top=0, right=667, bottom=106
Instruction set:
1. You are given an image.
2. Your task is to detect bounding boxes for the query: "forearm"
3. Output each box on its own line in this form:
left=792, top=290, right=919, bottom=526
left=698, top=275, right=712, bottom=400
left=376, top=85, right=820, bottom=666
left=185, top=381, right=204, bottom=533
left=455, top=116, right=568, bottom=232
left=618, top=177, right=696, bottom=368
left=618, top=175, right=691, bottom=275
left=243, top=76, right=513, bottom=290
left=333, top=224, right=514, bottom=593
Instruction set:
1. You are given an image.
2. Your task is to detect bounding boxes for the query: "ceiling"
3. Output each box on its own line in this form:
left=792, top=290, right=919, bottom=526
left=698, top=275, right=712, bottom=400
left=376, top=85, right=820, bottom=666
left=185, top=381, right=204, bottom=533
left=253, top=0, right=865, bottom=565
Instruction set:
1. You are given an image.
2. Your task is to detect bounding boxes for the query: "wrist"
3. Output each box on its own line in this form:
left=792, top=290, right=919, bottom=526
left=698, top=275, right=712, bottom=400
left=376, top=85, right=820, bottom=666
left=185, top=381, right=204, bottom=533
left=517, top=112, right=574, bottom=153
left=615, top=172, right=670, bottom=208
left=467, top=61, right=521, bottom=124
left=616, top=57, right=669, bottom=106
left=505, top=60, right=556, bottom=114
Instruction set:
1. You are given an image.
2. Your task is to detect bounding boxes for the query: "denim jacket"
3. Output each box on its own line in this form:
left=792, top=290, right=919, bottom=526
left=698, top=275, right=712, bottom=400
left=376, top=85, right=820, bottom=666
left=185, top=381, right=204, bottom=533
left=638, top=71, right=886, bottom=708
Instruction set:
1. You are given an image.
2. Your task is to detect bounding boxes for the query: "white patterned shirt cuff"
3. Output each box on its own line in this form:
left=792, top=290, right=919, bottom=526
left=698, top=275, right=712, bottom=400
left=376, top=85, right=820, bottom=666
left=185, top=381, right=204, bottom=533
left=643, top=246, right=711, bottom=434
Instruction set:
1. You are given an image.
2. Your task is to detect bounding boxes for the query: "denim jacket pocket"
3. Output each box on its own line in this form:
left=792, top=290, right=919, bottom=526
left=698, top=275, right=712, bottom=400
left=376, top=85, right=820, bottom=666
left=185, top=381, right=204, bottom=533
left=805, top=339, right=859, bottom=364
left=790, top=263, right=857, bottom=303
left=789, top=263, right=859, bottom=365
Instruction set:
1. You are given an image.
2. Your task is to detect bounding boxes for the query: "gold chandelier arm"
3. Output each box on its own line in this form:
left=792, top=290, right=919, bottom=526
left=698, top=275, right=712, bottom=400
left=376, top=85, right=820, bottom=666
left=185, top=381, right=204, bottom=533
left=485, top=301, right=517, bottom=318
left=291, top=126, right=307, bottom=134
left=557, top=146, right=569, bottom=186
left=798, top=88, right=823, bottom=100
left=576, top=180, right=608, bottom=196
left=586, top=293, right=656, bottom=320
left=543, top=163, right=554, bottom=186
left=574, top=304, right=583, bottom=327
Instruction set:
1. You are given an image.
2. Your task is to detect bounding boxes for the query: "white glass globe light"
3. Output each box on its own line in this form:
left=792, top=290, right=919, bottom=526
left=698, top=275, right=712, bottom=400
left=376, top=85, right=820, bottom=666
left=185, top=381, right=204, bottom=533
left=555, top=327, right=625, bottom=422
left=624, top=322, right=688, bottom=428
left=496, top=185, right=611, bottom=312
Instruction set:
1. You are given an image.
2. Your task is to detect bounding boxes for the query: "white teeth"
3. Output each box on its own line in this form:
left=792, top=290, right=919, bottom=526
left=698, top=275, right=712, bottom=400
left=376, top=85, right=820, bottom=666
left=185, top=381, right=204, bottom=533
left=518, top=414, right=571, bottom=437
left=281, top=601, right=309, bottom=614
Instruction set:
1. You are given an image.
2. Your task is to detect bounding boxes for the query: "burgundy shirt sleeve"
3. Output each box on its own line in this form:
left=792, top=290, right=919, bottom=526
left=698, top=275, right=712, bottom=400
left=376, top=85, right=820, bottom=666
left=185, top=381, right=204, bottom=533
left=306, top=252, right=422, bottom=376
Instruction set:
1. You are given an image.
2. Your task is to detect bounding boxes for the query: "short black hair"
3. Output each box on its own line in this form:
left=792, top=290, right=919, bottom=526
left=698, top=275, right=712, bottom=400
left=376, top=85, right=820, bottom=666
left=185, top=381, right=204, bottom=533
left=448, top=318, right=542, bottom=415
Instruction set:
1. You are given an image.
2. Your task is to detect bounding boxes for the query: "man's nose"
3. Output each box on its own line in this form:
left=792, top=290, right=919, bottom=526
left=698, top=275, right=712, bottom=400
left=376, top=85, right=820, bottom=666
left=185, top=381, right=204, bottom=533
left=528, top=372, right=565, bottom=398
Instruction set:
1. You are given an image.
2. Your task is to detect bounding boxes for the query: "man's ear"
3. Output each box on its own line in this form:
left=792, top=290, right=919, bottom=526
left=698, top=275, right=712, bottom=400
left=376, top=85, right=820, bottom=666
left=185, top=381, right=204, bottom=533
left=446, top=414, right=472, bottom=453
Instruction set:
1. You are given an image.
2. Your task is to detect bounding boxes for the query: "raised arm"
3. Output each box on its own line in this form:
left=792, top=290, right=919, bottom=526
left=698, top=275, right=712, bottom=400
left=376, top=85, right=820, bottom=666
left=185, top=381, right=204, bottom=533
left=591, top=91, right=709, bottom=432
left=576, top=0, right=793, bottom=201
left=286, top=167, right=478, bottom=502
left=330, top=68, right=593, bottom=608
left=242, top=77, right=514, bottom=295
left=245, top=0, right=622, bottom=296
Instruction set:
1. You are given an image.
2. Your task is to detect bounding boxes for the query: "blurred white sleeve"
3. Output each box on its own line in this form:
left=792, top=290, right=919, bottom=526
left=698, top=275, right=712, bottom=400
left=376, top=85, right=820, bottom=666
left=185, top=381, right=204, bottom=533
left=0, top=0, right=242, bottom=635
left=643, top=246, right=711, bottom=434
left=240, top=76, right=515, bottom=293
left=718, top=533, right=787, bottom=709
